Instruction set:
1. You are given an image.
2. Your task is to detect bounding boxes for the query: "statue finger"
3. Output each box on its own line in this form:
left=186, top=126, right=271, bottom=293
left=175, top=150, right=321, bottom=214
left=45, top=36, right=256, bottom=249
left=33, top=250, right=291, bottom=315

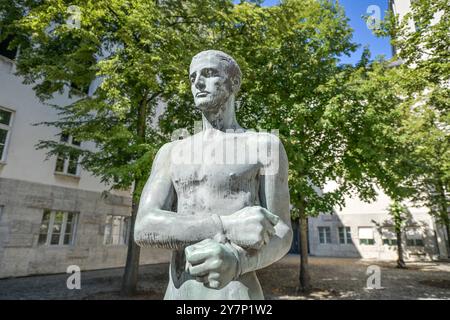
left=188, top=262, right=211, bottom=276
left=185, top=239, right=214, bottom=255
left=206, top=272, right=221, bottom=289
left=195, top=275, right=210, bottom=283
left=265, top=222, right=276, bottom=237
left=262, top=231, right=270, bottom=246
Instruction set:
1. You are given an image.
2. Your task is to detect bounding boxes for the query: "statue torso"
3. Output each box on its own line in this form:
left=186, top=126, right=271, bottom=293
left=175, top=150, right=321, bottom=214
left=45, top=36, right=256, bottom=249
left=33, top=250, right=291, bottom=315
left=170, top=129, right=270, bottom=217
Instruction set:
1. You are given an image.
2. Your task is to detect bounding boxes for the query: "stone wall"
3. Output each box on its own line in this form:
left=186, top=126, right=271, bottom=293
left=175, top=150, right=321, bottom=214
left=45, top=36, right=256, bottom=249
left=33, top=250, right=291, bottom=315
left=0, top=177, right=170, bottom=278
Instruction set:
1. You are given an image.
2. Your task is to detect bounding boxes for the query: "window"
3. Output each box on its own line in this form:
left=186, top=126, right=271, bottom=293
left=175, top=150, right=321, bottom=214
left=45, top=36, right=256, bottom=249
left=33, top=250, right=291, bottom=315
left=358, top=227, right=375, bottom=245
left=103, top=215, right=129, bottom=245
left=0, top=34, right=17, bottom=60
left=338, top=227, right=352, bottom=244
left=55, top=133, right=81, bottom=176
left=406, top=228, right=424, bottom=247
left=0, top=108, right=13, bottom=162
left=38, top=210, right=78, bottom=246
left=382, top=228, right=398, bottom=246
left=318, top=227, right=331, bottom=244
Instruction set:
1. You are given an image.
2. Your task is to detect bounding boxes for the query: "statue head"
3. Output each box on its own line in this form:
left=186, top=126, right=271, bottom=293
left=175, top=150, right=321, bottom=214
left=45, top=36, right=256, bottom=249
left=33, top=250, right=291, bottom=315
left=189, top=50, right=241, bottom=113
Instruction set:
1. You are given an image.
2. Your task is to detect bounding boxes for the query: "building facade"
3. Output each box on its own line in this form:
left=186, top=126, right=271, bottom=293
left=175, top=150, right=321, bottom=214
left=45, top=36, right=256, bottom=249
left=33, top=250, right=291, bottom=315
left=308, top=189, right=448, bottom=260
left=0, top=50, right=170, bottom=278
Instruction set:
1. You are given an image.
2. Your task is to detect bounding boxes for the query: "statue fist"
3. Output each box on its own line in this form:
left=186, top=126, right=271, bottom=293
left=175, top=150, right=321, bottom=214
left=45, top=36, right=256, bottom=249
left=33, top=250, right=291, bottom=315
left=185, top=239, right=239, bottom=289
left=221, top=206, right=279, bottom=250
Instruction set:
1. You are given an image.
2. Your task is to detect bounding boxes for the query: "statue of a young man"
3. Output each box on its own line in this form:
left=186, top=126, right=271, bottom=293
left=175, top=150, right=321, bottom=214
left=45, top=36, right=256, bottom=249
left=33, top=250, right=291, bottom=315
left=135, top=50, right=292, bottom=300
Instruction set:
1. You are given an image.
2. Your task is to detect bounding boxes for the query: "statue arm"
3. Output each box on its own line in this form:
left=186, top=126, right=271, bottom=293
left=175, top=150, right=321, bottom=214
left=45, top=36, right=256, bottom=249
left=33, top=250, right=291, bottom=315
left=134, top=142, right=224, bottom=250
left=230, top=137, right=293, bottom=275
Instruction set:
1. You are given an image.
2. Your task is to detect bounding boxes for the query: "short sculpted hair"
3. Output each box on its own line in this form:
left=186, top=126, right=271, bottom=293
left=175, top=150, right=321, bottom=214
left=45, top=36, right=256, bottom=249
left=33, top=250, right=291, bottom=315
left=190, top=50, right=242, bottom=94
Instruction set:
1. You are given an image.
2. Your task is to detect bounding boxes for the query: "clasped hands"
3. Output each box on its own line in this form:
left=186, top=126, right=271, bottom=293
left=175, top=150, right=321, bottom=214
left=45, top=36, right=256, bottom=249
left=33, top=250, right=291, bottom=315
left=184, top=206, right=279, bottom=289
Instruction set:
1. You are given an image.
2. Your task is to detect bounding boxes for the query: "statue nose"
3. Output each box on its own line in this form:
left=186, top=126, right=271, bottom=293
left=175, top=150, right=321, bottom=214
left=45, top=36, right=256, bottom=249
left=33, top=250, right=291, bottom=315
left=195, top=77, right=206, bottom=90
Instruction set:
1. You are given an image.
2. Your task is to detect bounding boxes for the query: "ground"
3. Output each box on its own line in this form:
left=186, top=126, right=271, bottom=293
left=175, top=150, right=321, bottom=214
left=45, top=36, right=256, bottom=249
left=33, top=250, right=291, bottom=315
left=0, top=255, right=449, bottom=300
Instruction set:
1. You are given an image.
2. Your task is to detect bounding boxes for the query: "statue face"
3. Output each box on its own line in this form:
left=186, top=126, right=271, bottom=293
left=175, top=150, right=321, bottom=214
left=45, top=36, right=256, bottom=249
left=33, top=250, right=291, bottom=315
left=189, top=55, right=233, bottom=113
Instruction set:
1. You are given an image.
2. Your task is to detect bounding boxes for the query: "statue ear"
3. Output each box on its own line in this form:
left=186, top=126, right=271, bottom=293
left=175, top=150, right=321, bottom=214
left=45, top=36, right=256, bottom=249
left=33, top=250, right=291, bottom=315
left=232, top=78, right=241, bottom=93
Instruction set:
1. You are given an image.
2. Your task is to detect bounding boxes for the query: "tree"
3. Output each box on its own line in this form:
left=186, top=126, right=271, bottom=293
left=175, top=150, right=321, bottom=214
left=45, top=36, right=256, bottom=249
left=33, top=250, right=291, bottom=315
left=376, top=0, right=450, bottom=252
left=184, top=1, right=417, bottom=292
left=158, top=0, right=361, bottom=293
left=4, top=0, right=417, bottom=296
left=157, top=0, right=415, bottom=293
left=5, top=0, right=235, bottom=295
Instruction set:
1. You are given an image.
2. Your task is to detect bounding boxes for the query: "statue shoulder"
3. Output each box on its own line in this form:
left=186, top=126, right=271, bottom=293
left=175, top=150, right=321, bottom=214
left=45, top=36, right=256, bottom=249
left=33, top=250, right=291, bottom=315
left=154, top=140, right=181, bottom=162
left=250, top=131, right=286, bottom=150
left=251, top=132, right=288, bottom=171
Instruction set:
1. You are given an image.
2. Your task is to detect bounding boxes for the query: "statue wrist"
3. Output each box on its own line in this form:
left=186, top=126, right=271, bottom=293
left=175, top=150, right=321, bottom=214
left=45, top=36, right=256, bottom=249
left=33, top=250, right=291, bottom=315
left=225, top=242, right=242, bottom=280
left=211, top=214, right=227, bottom=243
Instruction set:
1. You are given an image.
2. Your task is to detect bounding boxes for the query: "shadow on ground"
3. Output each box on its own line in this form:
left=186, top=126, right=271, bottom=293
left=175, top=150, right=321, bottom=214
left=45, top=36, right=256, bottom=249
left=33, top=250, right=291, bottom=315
left=1, top=255, right=449, bottom=300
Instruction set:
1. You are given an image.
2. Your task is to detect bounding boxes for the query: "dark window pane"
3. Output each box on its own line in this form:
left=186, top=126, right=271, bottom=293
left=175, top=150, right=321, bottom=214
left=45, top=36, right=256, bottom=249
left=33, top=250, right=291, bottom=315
left=0, top=109, right=11, bottom=126
left=38, top=233, right=47, bottom=245
left=52, top=212, right=63, bottom=234
left=63, top=234, right=72, bottom=245
left=71, top=137, right=81, bottom=146
left=50, top=233, right=60, bottom=245
left=67, top=156, right=78, bottom=175
left=39, top=210, right=51, bottom=234
left=416, top=239, right=424, bottom=246
left=0, top=35, right=17, bottom=60
left=60, top=133, right=69, bottom=143
left=65, top=222, right=72, bottom=234
left=55, top=154, right=65, bottom=172
left=0, top=128, right=7, bottom=143
left=66, top=213, right=74, bottom=224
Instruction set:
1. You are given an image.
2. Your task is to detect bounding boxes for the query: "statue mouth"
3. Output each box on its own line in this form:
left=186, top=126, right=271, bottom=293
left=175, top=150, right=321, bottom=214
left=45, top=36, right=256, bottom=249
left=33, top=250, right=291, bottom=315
left=196, top=91, right=209, bottom=97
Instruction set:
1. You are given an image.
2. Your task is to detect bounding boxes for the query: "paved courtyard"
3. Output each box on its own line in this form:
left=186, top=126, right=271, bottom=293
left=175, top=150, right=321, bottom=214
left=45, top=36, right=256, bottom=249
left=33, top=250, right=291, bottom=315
left=0, top=255, right=449, bottom=300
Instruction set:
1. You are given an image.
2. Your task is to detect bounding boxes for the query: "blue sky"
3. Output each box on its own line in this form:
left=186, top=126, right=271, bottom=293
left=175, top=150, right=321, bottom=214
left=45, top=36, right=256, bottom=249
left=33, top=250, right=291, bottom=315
left=235, top=0, right=392, bottom=65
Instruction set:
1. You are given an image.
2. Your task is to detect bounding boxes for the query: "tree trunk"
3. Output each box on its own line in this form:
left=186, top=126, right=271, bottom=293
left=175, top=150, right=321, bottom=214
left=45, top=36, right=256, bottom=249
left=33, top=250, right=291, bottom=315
left=396, top=228, right=406, bottom=269
left=436, top=179, right=450, bottom=255
left=121, top=94, right=148, bottom=296
left=120, top=189, right=141, bottom=296
left=445, top=221, right=450, bottom=257
left=298, top=213, right=312, bottom=293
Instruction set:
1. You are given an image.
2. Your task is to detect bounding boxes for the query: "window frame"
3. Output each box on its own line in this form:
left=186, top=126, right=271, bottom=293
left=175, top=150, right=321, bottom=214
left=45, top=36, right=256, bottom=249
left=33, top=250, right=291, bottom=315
left=358, top=227, right=375, bottom=245
left=381, top=227, right=398, bottom=246
left=338, top=226, right=352, bottom=244
left=103, top=214, right=130, bottom=246
left=318, top=226, right=332, bottom=244
left=0, top=107, right=14, bottom=163
left=405, top=227, right=425, bottom=247
left=38, top=209, right=79, bottom=247
left=54, top=133, right=82, bottom=177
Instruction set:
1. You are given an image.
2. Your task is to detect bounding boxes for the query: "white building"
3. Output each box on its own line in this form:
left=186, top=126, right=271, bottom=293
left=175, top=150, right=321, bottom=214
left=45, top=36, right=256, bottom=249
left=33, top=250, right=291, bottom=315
left=0, top=46, right=170, bottom=278
left=306, top=0, right=449, bottom=261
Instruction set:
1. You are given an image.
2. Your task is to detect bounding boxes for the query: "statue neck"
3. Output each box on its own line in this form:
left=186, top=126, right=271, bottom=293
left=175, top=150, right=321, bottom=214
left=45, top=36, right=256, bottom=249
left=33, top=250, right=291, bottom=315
left=201, top=95, right=242, bottom=132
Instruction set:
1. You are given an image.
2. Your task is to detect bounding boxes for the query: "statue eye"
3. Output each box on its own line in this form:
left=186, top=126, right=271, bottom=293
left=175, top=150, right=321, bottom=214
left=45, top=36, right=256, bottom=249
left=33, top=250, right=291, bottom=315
left=203, top=68, right=217, bottom=77
left=190, top=73, right=196, bottom=83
